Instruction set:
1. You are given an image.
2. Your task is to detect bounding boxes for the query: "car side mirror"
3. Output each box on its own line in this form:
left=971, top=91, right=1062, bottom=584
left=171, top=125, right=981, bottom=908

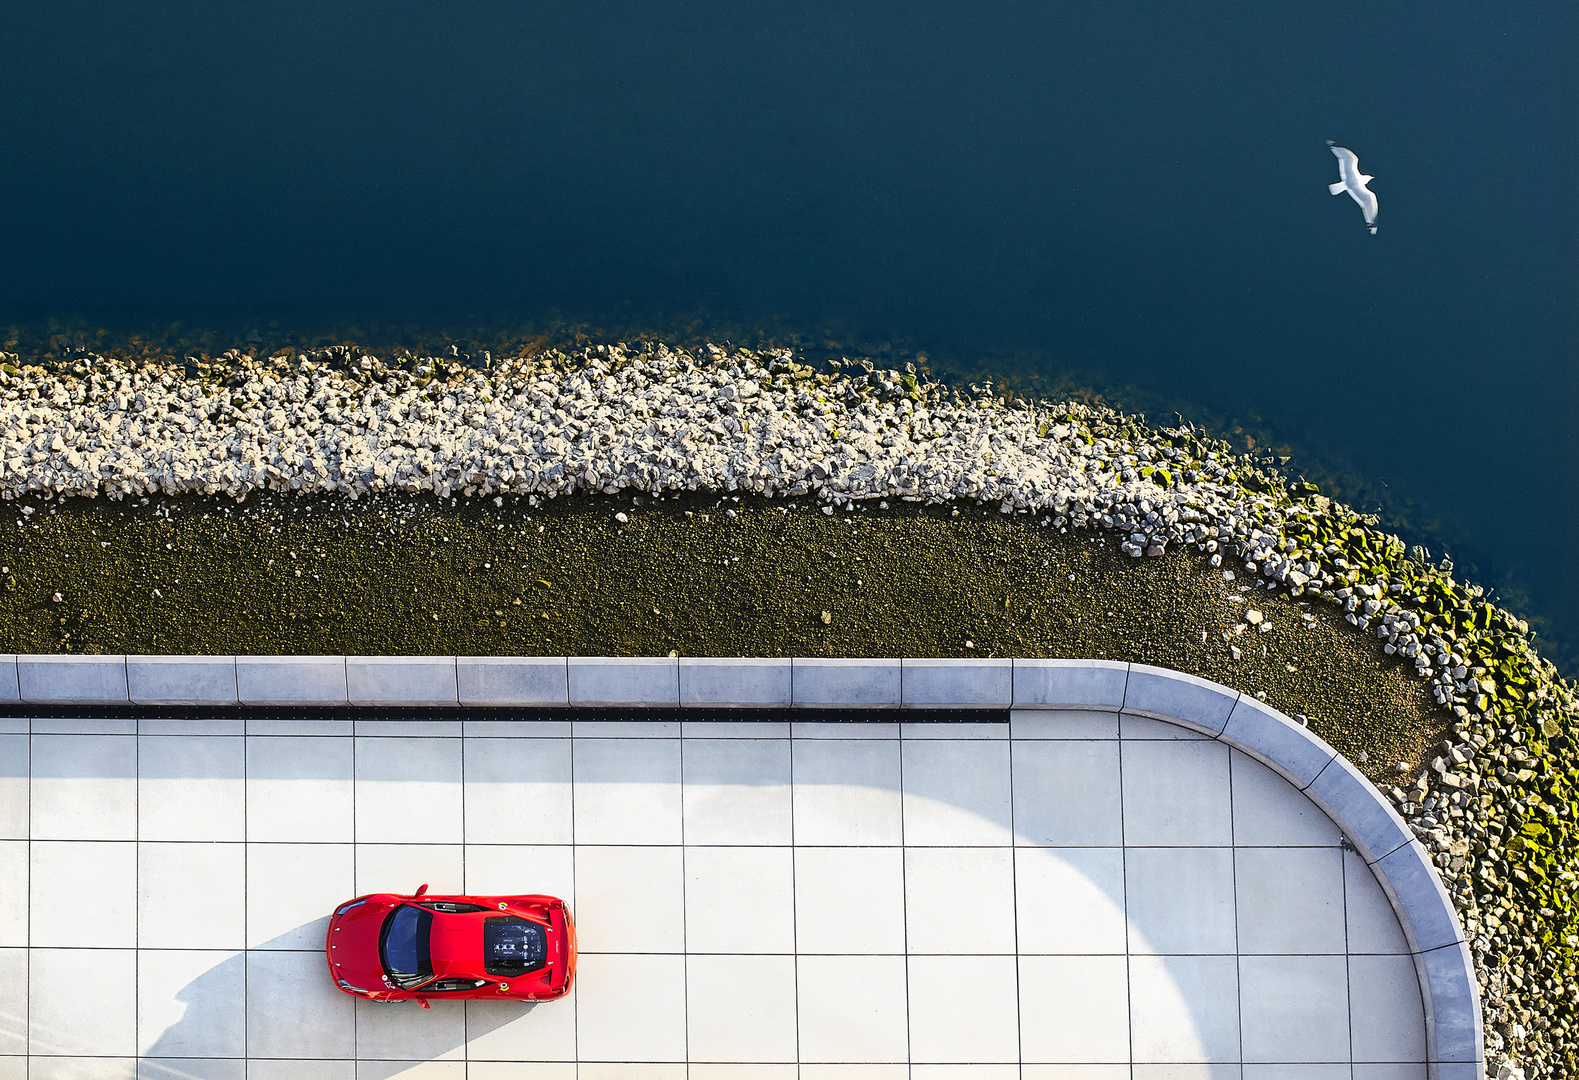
left=415, top=884, right=429, bottom=897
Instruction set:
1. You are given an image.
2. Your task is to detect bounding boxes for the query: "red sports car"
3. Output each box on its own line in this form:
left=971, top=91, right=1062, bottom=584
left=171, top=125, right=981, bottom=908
left=326, top=884, right=576, bottom=1005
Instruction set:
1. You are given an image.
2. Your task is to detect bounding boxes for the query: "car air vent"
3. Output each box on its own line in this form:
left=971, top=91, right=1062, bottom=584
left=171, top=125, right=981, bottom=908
left=420, top=902, right=488, bottom=913
left=421, top=977, right=489, bottom=993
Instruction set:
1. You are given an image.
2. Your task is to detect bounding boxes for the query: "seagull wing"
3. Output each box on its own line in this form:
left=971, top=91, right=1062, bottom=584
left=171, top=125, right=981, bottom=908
left=1352, top=181, right=1379, bottom=227
left=1329, top=144, right=1360, bottom=169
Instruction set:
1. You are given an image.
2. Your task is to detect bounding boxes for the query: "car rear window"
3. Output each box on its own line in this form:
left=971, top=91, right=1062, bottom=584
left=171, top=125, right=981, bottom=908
left=379, top=906, right=434, bottom=989
left=483, top=916, right=547, bottom=977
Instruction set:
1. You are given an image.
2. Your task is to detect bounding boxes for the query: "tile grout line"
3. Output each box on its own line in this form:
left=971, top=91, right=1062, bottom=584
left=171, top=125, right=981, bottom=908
left=460, top=724, right=469, bottom=1077
left=1117, top=722, right=1134, bottom=1079
left=351, top=726, right=358, bottom=1067
left=26, top=722, right=32, bottom=1079
left=243, top=720, right=249, bottom=1073
left=1228, top=744, right=1243, bottom=1068
left=898, top=731, right=911, bottom=1076
left=1007, top=731, right=1023, bottom=1080
left=1342, top=836, right=1354, bottom=1078
left=787, top=729, right=800, bottom=1076
left=134, top=724, right=139, bottom=1071
left=678, top=731, right=689, bottom=1080
left=569, top=728, right=578, bottom=1080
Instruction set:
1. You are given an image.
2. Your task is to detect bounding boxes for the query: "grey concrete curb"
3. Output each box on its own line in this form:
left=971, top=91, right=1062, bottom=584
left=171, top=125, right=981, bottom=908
left=8, top=652, right=1480, bottom=1069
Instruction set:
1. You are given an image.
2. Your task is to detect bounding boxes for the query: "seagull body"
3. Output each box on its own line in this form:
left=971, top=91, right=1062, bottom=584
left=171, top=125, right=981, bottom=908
left=1327, top=141, right=1378, bottom=234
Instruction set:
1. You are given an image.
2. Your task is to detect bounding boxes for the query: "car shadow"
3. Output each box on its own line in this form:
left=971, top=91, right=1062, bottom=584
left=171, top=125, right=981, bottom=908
left=140, top=922, right=534, bottom=1069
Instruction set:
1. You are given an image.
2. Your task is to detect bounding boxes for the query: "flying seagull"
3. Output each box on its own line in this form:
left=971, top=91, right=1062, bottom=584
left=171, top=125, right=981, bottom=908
left=1327, top=141, right=1378, bottom=234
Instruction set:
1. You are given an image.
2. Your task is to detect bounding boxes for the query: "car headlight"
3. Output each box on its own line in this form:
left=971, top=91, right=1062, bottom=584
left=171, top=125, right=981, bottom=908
left=334, top=900, right=368, bottom=916
left=337, top=979, right=371, bottom=994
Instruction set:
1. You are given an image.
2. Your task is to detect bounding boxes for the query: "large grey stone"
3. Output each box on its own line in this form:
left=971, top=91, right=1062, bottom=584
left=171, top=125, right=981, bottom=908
left=1374, top=839, right=1465, bottom=955
left=18, top=654, right=129, bottom=703
left=127, top=655, right=238, bottom=705
left=1419, top=939, right=1483, bottom=1064
left=1218, top=696, right=1337, bottom=789
left=457, top=656, right=569, bottom=706
left=346, top=656, right=458, bottom=706
left=1011, top=659, right=1127, bottom=710
left=1122, top=663, right=1238, bottom=735
left=236, top=656, right=348, bottom=705
left=679, top=657, right=792, bottom=707
left=568, top=656, right=679, bottom=706
left=791, top=658, right=901, bottom=708
left=900, top=658, right=1011, bottom=709
left=0, top=655, right=17, bottom=702
left=1304, top=752, right=1412, bottom=864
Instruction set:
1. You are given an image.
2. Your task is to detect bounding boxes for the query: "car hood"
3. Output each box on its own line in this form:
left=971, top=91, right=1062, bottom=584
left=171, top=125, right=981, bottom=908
left=327, top=898, right=398, bottom=992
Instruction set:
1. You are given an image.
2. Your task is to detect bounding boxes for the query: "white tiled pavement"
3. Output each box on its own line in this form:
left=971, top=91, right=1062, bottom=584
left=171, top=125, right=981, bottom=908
left=0, top=710, right=1429, bottom=1078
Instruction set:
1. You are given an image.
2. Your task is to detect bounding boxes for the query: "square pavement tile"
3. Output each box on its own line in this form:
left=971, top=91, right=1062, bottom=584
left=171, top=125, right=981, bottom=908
left=246, top=736, right=355, bottom=844
left=577, top=1067, right=684, bottom=1080
left=680, top=738, right=792, bottom=846
left=462, top=844, right=576, bottom=903
left=1124, top=847, right=1237, bottom=955
left=355, top=1063, right=465, bottom=1080
left=1020, top=1069, right=1132, bottom=1080
left=1343, top=848, right=1410, bottom=954
left=247, top=843, right=355, bottom=949
left=904, top=847, right=1016, bottom=954
left=1239, top=954, right=1350, bottom=1062
left=246, top=1062, right=356, bottom=1080
left=0, top=947, right=24, bottom=1054
left=900, top=740, right=1013, bottom=845
left=464, top=993, right=578, bottom=1062
left=30, top=735, right=136, bottom=841
left=686, top=954, right=798, bottom=1062
left=1233, top=847, right=1346, bottom=954
left=462, top=737, right=573, bottom=845
left=137, top=1059, right=246, bottom=1080
left=31, top=1059, right=137, bottom=1080
left=245, top=950, right=356, bottom=1058
left=136, top=949, right=244, bottom=1058
left=0, top=733, right=26, bottom=840
left=574, top=953, right=687, bottom=1062
left=684, top=846, right=795, bottom=953
left=354, top=844, right=464, bottom=897
left=139, top=843, right=245, bottom=950
left=574, top=845, right=685, bottom=953
left=1014, top=847, right=1127, bottom=954
left=354, top=736, right=463, bottom=845
left=571, top=738, right=682, bottom=845
left=794, top=846, right=905, bottom=954
left=1017, top=954, right=1131, bottom=1063
left=137, top=735, right=245, bottom=842
left=1121, top=741, right=1233, bottom=847
left=795, top=954, right=909, bottom=1064
left=1128, top=954, right=1241, bottom=1063
left=907, top=955, right=1019, bottom=1063
left=31, top=840, right=135, bottom=947
left=790, top=739, right=903, bottom=846
left=1010, top=709, right=1120, bottom=740
left=1229, top=749, right=1342, bottom=846
left=0, top=842, right=23, bottom=947
left=355, top=995, right=464, bottom=1061
left=1348, top=953, right=1427, bottom=1062
left=29, top=948, right=136, bottom=1056
left=1012, top=739, right=1122, bottom=846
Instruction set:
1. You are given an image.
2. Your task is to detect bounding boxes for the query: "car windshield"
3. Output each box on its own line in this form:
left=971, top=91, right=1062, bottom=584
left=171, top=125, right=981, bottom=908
left=483, top=916, right=547, bottom=977
left=378, top=906, right=434, bottom=989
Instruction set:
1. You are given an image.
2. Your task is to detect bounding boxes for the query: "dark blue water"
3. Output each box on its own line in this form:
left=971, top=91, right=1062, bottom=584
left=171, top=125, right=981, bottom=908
left=3, top=3, right=1576, bottom=656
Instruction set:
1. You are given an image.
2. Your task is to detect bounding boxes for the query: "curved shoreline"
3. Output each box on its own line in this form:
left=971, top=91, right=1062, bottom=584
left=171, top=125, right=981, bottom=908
left=3, top=340, right=1577, bottom=1073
